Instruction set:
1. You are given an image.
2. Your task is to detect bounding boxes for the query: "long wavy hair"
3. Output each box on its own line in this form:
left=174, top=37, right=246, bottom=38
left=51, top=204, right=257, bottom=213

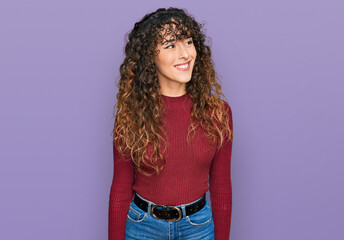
left=113, top=7, right=233, bottom=176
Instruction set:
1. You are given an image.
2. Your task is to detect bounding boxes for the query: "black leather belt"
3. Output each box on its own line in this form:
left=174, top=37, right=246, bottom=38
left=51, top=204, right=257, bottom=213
left=133, top=193, right=206, bottom=221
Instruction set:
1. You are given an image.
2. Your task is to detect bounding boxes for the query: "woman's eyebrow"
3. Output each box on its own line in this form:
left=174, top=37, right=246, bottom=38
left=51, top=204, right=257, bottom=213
left=162, top=35, right=192, bottom=45
left=162, top=38, right=176, bottom=45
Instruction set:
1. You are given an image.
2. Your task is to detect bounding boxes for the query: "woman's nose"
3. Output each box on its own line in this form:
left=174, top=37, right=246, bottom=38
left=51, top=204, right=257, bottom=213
left=178, top=43, right=189, bottom=59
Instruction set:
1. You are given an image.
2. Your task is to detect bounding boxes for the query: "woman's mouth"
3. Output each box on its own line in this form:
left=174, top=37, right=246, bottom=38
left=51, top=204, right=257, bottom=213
left=174, top=61, right=191, bottom=71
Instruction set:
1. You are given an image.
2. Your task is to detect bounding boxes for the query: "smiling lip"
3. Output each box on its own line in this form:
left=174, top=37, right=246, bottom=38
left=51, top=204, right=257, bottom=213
left=174, top=60, right=191, bottom=71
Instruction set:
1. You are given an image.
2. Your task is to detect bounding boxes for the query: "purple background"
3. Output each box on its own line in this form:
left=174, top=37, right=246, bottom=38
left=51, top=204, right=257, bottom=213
left=1, top=0, right=343, bottom=239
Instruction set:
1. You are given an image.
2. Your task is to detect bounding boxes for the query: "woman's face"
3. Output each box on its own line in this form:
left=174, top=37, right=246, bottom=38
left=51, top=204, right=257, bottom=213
left=153, top=29, right=197, bottom=96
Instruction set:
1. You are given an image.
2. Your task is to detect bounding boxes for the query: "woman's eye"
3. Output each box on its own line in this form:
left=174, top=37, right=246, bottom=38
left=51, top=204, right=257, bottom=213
left=164, top=40, right=193, bottom=49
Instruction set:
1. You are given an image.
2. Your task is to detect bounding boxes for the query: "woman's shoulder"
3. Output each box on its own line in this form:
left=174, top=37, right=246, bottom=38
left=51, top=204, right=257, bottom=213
left=220, top=99, right=232, bottom=117
left=220, top=99, right=233, bottom=130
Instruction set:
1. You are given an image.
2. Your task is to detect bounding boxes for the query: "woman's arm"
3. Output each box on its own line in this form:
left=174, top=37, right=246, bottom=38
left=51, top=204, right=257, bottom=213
left=209, top=101, right=233, bottom=240
left=108, top=138, right=135, bottom=240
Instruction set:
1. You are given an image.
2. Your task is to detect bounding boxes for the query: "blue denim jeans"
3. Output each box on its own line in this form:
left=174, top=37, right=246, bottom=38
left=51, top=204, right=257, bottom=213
left=125, top=193, right=215, bottom=240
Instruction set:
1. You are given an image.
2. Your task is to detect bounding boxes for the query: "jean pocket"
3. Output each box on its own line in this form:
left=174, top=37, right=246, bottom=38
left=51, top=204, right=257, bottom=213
left=127, top=201, right=148, bottom=223
left=186, top=200, right=213, bottom=226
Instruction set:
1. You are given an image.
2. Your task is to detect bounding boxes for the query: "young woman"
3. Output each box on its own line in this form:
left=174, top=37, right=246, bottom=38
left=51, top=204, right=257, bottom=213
left=109, top=7, right=233, bottom=240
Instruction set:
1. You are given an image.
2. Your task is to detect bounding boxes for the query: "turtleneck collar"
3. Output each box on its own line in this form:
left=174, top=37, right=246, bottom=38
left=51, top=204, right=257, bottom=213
left=161, top=92, right=193, bottom=110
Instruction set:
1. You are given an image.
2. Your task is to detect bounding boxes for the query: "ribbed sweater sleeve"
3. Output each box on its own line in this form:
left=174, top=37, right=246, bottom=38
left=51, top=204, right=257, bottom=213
left=108, top=137, right=134, bottom=240
left=209, top=102, right=233, bottom=240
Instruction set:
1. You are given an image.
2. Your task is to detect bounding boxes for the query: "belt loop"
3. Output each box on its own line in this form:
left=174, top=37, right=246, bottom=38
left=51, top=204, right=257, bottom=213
left=180, top=205, right=187, bottom=219
left=147, top=202, right=152, bottom=216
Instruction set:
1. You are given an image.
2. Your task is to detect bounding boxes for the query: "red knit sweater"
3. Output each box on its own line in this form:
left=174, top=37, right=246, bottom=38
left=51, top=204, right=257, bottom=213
left=109, top=92, right=233, bottom=240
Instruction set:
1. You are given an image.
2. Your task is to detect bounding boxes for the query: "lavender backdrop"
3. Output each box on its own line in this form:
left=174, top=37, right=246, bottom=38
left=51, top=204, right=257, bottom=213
left=1, top=0, right=343, bottom=239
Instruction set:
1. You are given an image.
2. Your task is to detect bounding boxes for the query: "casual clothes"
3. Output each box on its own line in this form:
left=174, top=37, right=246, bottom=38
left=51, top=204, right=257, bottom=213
left=109, top=92, right=233, bottom=240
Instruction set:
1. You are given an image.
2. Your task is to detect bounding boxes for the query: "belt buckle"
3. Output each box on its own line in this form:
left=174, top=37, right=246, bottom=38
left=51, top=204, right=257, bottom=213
left=150, top=205, right=182, bottom=222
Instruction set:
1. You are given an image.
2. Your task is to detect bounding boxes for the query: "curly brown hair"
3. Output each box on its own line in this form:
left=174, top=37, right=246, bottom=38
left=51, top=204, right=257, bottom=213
left=113, top=7, right=233, bottom=176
